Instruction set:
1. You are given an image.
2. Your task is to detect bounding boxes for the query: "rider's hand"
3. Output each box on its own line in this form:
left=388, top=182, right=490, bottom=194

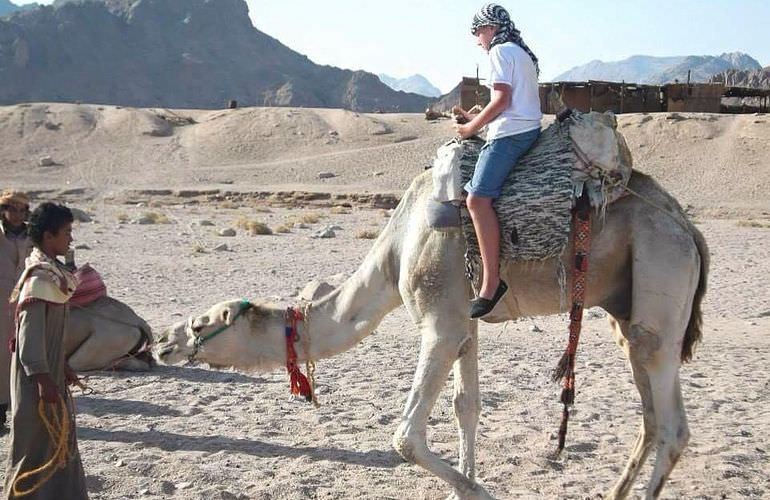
left=454, top=122, right=476, bottom=140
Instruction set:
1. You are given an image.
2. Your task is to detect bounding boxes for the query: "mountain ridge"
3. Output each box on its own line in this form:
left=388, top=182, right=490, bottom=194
left=378, top=74, right=442, bottom=98
left=0, top=0, right=433, bottom=111
left=553, top=52, right=761, bottom=84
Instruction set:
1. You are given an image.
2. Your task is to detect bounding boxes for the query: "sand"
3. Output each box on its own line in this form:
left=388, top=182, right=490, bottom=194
left=0, top=104, right=768, bottom=499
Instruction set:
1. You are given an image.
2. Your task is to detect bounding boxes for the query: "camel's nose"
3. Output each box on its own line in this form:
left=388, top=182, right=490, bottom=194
left=191, top=316, right=207, bottom=333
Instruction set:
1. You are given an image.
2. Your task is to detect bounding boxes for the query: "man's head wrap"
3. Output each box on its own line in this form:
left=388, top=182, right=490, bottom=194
left=471, top=3, right=539, bottom=75
left=0, top=190, right=30, bottom=209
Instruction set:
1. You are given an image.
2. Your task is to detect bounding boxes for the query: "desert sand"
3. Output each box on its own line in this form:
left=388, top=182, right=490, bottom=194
left=0, top=104, right=768, bottom=499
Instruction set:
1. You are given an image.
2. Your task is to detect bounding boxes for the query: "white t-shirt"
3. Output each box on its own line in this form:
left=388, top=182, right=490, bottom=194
left=485, top=42, right=542, bottom=141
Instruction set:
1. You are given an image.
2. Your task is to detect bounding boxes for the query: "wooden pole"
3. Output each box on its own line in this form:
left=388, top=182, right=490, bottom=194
left=620, top=81, right=625, bottom=114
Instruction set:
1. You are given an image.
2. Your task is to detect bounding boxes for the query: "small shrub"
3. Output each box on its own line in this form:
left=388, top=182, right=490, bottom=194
left=116, top=213, right=130, bottom=223
left=143, top=211, right=171, bottom=224
left=286, top=212, right=324, bottom=225
left=273, top=224, right=291, bottom=234
left=235, top=217, right=272, bottom=235
left=329, top=206, right=351, bottom=215
left=220, top=200, right=239, bottom=209
left=192, top=243, right=206, bottom=254
left=737, top=220, right=770, bottom=229
left=298, top=213, right=323, bottom=224
left=355, top=229, right=379, bottom=239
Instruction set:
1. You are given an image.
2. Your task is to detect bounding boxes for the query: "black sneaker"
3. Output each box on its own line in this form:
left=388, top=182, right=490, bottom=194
left=469, top=280, right=508, bottom=319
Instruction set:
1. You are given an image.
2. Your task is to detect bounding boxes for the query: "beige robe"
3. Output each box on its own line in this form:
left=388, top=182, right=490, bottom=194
left=0, top=225, right=31, bottom=407
left=3, top=301, right=88, bottom=499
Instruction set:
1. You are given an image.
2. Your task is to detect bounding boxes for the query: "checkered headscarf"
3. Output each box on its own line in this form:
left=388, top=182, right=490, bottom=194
left=471, top=3, right=539, bottom=75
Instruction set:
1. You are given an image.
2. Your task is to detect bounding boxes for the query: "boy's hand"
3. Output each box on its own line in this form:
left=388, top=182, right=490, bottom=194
left=454, top=122, right=476, bottom=140
left=32, top=374, right=59, bottom=404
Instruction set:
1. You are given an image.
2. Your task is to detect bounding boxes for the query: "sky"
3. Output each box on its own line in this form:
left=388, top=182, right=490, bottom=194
left=14, top=0, right=770, bottom=93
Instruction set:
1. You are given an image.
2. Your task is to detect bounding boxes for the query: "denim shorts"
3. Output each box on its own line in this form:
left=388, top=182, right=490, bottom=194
left=464, top=127, right=541, bottom=198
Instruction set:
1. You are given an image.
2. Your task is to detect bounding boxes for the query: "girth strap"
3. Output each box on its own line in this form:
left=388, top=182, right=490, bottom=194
left=552, top=193, right=593, bottom=453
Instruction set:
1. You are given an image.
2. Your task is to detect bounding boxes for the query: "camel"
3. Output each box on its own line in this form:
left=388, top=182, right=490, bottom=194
left=155, top=166, right=708, bottom=499
left=66, top=295, right=154, bottom=372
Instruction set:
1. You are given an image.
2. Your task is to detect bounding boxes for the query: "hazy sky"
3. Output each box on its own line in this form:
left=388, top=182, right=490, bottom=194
left=15, top=0, right=770, bottom=93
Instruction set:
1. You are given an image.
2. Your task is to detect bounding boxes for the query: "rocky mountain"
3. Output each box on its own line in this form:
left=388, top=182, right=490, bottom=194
left=0, top=0, right=433, bottom=111
left=0, top=0, right=37, bottom=16
left=553, top=52, right=762, bottom=84
left=709, top=67, right=770, bottom=89
left=378, top=74, right=442, bottom=98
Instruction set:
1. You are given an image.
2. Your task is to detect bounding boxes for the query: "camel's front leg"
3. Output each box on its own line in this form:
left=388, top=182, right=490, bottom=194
left=453, top=320, right=481, bottom=483
left=392, top=315, right=492, bottom=500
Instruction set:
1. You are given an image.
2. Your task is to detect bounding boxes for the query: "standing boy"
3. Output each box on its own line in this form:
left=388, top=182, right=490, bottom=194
left=4, top=202, right=88, bottom=499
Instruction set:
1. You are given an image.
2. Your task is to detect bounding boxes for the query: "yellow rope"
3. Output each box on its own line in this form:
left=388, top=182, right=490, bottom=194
left=11, top=393, right=72, bottom=498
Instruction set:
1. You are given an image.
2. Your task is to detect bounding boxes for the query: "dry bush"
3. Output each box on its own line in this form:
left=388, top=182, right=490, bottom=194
left=355, top=229, right=379, bottom=239
left=737, top=220, right=770, bottom=229
left=116, top=213, right=129, bottom=223
left=253, top=206, right=272, bottom=213
left=273, top=224, right=291, bottom=234
left=143, top=211, right=171, bottom=224
left=235, top=217, right=272, bottom=235
left=220, top=200, right=239, bottom=209
left=192, top=243, right=206, bottom=254
left=286, top=212, right=324, bottom=225
left=329, top=206, right=351, bottom=215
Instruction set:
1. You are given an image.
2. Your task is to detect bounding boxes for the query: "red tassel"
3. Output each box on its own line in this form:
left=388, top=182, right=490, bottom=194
left=285, top=307, right=313, bottom=402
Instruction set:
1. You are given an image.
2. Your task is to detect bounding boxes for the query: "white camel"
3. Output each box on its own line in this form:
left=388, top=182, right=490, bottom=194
left=66, top=296, right=154, bottom=372
left=156, top=167, right=708, bottom=499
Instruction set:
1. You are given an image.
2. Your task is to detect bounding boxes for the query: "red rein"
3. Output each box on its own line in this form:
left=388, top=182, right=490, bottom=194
left=284, top=307, right=313, bottom=402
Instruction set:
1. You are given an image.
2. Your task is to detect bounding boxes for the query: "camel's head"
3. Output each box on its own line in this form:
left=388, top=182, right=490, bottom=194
left=154, top=299, right=286, bottom=371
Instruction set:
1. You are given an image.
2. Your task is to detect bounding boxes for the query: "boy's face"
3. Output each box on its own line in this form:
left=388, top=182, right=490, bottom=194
left=44, top=222, right=73, bottom=257
left=1, top=203, right=29, bottom=229
left=475, top=25, right=497, bottom=52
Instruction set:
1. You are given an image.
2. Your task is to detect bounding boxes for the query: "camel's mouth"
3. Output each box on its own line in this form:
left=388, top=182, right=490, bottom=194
left=156, top=345, right=175, bottom=358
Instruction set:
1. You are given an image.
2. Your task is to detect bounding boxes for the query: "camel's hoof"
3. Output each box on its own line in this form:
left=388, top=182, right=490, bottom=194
left=445, top=485, right=495, bottom=500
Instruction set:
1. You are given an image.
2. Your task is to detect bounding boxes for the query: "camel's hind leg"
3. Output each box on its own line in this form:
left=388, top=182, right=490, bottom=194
left=608, top=231, right=699, bottom=499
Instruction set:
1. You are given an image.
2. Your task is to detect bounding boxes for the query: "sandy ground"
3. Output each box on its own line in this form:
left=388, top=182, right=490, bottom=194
left=0, top=104, right=768, bottom=499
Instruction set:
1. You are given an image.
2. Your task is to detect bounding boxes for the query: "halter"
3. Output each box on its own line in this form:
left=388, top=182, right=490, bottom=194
left=186, top=300, right=319, bottom=406
left=188, top=299, right=252, bottom=362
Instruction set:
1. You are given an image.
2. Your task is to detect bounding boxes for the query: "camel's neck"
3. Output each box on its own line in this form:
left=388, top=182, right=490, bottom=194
left=299, top=231, right=402, bottom=361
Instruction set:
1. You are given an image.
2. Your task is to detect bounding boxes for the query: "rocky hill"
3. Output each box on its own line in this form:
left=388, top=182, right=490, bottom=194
left=0, top=0, right=433, bottom=111
left=709, top=67, right=770, bottom=89
left=554, top=52, right=762, bottom=84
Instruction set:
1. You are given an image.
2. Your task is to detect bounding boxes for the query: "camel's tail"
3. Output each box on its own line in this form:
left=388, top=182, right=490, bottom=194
left=681, top=224, right=709, bottom=363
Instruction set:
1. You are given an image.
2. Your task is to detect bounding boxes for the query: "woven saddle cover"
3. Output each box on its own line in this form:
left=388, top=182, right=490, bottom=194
left=460, top=110, right=632, bottom=282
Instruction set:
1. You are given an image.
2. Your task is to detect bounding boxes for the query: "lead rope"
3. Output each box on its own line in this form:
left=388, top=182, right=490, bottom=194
left=551, top=193, right=593, bottom=454
left=11, top=393, right=73, bottom=497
